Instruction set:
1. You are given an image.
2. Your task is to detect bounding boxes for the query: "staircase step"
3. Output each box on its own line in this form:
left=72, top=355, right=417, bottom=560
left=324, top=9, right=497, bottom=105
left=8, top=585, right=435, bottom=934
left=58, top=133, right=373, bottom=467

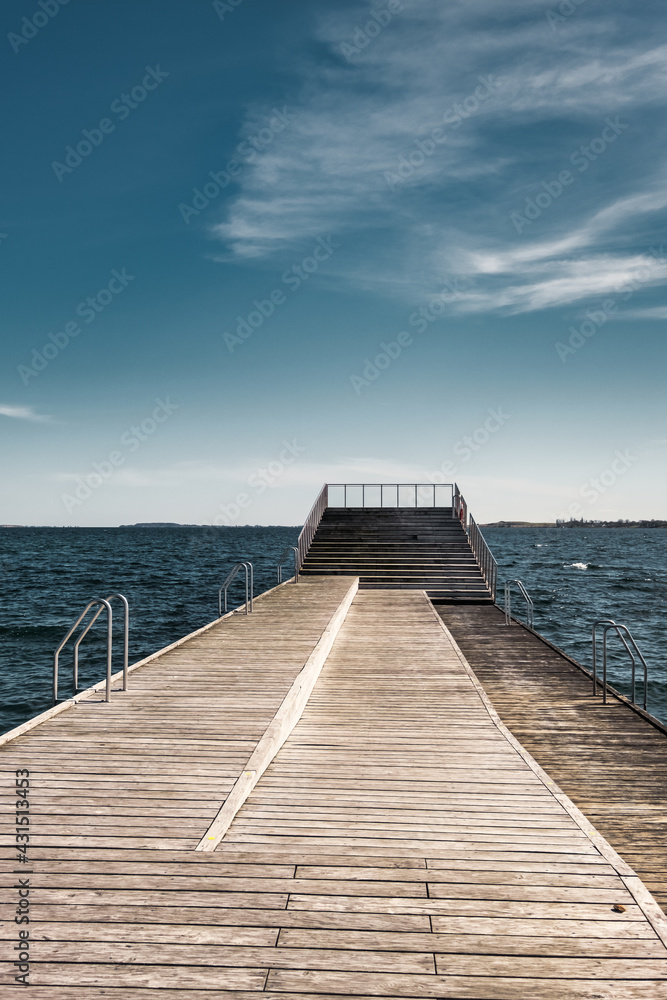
left=300, top=506, right=492, bottom=603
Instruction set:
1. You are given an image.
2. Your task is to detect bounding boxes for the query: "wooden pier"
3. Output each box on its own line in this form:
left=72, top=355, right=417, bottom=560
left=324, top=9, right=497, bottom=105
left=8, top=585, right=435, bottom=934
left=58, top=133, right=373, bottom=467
left=2, top=486, right=667, bottom=996
left=439, top=603, right=667, bottom=916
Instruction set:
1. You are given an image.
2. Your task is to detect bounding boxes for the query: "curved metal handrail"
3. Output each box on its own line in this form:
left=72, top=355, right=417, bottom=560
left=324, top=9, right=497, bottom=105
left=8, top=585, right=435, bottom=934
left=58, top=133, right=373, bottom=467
left=504, top=578, right=534, bottom=628
left=592, top=619, right=618, bottom=698
left=218, top=561, right=253, bottom=616
left=277, top=546, right=299, bottom=585
left=54, top=598, right=113, bottom=704
left=106, top=594, right=129, bottom=691
left=70, top=593, right=130, bottom=694
left=592, top=618, right=649, bottom=709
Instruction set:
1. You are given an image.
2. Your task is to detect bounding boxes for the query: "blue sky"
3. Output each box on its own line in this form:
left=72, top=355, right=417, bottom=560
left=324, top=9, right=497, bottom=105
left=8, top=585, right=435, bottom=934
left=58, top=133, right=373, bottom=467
left=1, top=0, right=665, bottom=525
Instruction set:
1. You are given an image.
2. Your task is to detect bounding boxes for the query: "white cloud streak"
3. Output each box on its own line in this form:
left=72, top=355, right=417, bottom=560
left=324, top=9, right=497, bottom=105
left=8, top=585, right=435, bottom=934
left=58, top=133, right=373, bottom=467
left=209, top=0, right=667, bottom=316
left=0, top=405, right=52, bottom=423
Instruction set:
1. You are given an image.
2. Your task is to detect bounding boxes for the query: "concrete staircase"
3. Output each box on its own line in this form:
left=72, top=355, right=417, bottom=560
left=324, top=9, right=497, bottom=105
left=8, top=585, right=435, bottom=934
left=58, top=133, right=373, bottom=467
left=299, top=507, right=492, bottom=603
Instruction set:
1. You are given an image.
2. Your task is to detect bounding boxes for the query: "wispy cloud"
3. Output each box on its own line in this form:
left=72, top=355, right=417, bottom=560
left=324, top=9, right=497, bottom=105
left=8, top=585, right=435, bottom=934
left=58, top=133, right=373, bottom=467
left=209, top=0, right=667, bottom=316
left=0, top=405, right=52, bottom=423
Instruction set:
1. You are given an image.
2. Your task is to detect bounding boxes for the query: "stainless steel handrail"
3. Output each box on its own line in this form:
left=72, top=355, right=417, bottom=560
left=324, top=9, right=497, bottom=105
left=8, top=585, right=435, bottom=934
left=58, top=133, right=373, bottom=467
left=504, top=578, right=534, bottom=628
left=54, top=597, right=113, bottom=703
left=297, top=484, right=328, bottom=570
left=327, top=483, right=454, bottom=508
left=107, top=593, right=129, bottom=691
left=70, top=593, right=130, bottom=694
left=469, top=517, right=498, bottom=600
left=277, top=546, right=299, bottom=584
left=218, top=561, right=253, bottom=616
left=592, top=618, right=649, bottom=709
left=454, top=485, right=497, bottom=601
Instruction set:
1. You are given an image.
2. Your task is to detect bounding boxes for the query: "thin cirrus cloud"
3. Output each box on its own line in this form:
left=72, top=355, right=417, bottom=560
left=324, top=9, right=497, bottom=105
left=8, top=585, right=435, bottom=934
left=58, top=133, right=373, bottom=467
left=0, top=405, right=52, bottom=423
left=210, top=1, right=667, bottom=316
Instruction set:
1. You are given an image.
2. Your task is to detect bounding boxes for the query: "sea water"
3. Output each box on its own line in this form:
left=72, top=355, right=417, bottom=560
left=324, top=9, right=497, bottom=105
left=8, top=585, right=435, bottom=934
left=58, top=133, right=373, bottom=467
left=1, top=525, right=665, bottom=735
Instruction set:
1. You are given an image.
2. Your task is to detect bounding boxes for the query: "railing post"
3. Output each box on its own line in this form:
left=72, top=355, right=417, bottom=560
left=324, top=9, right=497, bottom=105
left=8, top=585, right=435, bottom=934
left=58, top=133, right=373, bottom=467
left=106, top=594, right=129, bottom=691
left=104, top=602, right=113, bottom=702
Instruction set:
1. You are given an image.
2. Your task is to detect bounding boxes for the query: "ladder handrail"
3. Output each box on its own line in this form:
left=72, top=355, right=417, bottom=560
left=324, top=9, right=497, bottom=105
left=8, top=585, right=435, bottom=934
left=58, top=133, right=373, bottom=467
left=277, top=546, right=299, bottom=585
left=592, top=618, right=649, bottom=709
left=71, top=592, right=130, bottom=694
left=54, top=597, right=113, bottom=704
left=504, top=578, right=534, bottom=628
left=218, top=561, right=253, bottom=616
left=107, top=593, right=129, bottom=691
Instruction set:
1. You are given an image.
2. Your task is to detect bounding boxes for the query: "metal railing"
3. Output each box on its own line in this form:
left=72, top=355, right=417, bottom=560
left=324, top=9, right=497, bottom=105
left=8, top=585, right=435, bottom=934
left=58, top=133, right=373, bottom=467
left=468, top=516, right=497, bottom=601
left=504, top=579, right=534, bottom=628
left=218, top=561, right=253, bottom=616
left=592, top=619, right=649, bottom=709
left=53, top=592, right=129, bottom=704
left=297, top=484, right=328, bottom=570
left=327, top=483, right=454, bottom=509
left=454, top=486, right=497, bottom=601
left=277, top=546, right=299, bottom=584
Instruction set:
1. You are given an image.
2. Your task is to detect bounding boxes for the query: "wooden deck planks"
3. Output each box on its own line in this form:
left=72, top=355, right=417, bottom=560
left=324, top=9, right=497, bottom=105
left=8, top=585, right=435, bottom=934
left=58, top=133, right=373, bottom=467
left=1, top=587, right=666, bottom=995
left=208, top=590, right=667, bottom=996
left=437, top=603, right=667, bottom=916
left=0, top=576, right=353, bottom=853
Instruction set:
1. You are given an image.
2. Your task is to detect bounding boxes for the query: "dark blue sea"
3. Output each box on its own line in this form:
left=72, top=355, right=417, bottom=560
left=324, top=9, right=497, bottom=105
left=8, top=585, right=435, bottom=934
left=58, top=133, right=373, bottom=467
left=1, top=525, right=665, bottom=735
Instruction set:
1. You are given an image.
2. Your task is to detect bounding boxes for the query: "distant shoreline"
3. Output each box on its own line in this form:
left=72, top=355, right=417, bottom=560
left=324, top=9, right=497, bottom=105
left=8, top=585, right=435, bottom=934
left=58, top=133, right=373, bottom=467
left=482, top=520, right=667, bottom=529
